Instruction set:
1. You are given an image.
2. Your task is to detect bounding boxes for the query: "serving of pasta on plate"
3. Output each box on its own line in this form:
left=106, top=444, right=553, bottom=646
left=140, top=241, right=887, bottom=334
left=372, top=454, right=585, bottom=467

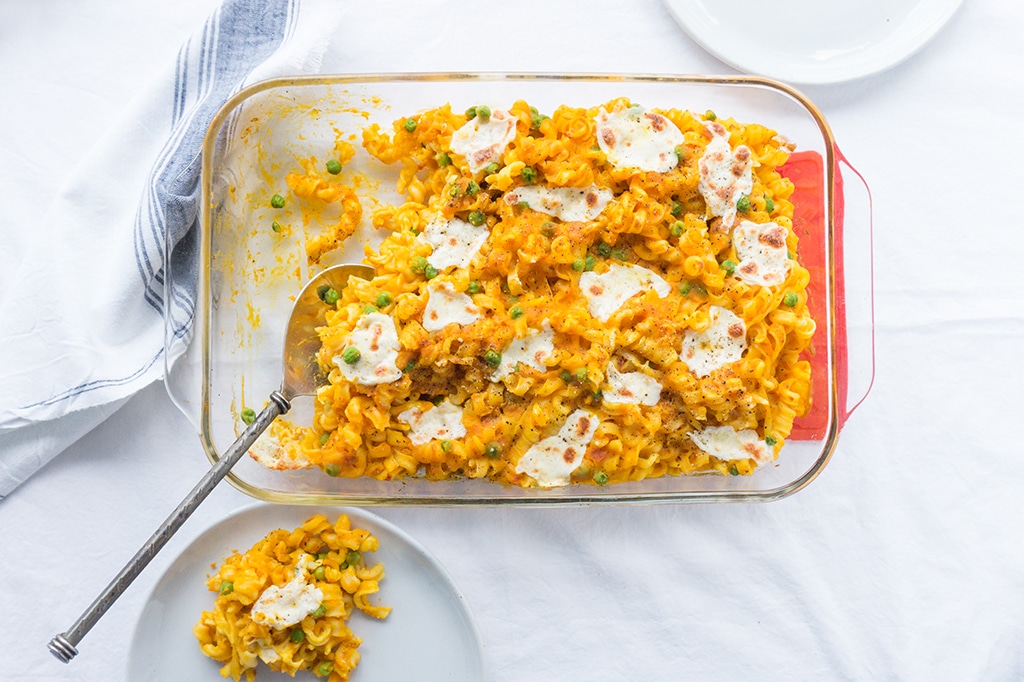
left=250, top=97, right=815, bottom=489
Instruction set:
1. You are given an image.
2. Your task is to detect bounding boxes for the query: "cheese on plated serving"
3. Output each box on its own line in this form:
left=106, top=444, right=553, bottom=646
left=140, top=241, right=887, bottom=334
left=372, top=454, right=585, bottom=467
left=248, top=435, right=309, bottom=470
left=416, top=216, right=489, bottom=271
left=579, top=262, right=671, bottom=323
left=503, top=185, right=613, bottom=222
left=493, top=320, right=556, bottom=381
left=422, top=280, right=480, bottom=332
left=732, top=220, right=790, bottom=287
left=251, top=554, right=324, bottom=630
left=603, top=365, right=663, bottom=406
left=514, top=409, right=599, bottom=487
left=398, top=399, right=467, bottom=445
left=595, top=105, right=684, bottom=173
left=334, top=312, right=402, bottom=386
left=689, top=424, right=773, bottom=465
left=680, top=305, right=746, bottom=377
left=698, top=121, right=753, bottom=230
left=450, top=108, right=517, bottom=174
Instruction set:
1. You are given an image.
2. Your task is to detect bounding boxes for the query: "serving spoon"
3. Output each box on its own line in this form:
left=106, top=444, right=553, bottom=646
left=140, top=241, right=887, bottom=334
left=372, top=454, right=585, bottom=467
left=48, top=263, right=374, bottom=663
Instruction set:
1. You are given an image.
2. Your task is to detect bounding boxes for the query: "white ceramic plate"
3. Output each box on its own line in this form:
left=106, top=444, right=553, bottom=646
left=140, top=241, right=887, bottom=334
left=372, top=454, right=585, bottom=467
left=662, top=0, right=963, bottom=84
left=127, top=504, right=485, bottom=681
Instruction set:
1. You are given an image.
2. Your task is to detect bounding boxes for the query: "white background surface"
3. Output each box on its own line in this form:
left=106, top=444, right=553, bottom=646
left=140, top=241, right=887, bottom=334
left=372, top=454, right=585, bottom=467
left=2, top=1, right=1023, bottom=680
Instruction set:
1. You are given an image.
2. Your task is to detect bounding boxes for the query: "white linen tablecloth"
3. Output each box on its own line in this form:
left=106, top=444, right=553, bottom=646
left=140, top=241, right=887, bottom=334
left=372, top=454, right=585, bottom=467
left=2, top=1, right=1022, bottom=680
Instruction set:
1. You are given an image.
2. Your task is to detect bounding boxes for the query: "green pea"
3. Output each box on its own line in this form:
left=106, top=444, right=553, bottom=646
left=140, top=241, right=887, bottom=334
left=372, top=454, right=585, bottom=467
left=574, top=367, right=588, bottom=383
left=437, top=152, right=452, bottom=167
left=342, top=347, right=361, bottom=364
left=291, top=629, right=305, bottom=643
left=783, top=292, right=799, bottom=307
left=483, top=349, right=502, bottom=367
left=404, top=118, right=417, bottom=132
left=736, top=194, right=751, bottom=212
left=346, top=550, right=361, bottom=566
left=424, top=264, right=439, bottom=279
left=721, top=259, right=737, bottom=274
left=319, top=432, right=329, bottom=446
left=592, top=389, right=604, bottom=402
left=484, top=162, right=500, bottom=175
left=530, top=106, right=549, bottom=129
left=509, top=305, right=524, bottom=319
left=467, top=211, right=486, bottom=226
left=679, top=282, right=692, bottom=295
left=376, top=292, right=392, bottom=308
left=670, top=220, right=684, bottom=237
left=270, top=193, right=285, bottom=209
left=484, top=442, right=502, bottom=458
left=316, top=662, right=334, bottom=677
left=765, top=197, right=775, bottom=213
left=467, top=281, right=481, bottom=295
left=411, top=256, right=428, bottom=274
left=315, top=549, right=329, bottom=560
left=321, top=287, right=340, bottom=305
left=560, top=370, right=574, bottom=383
left=219, top=581, right=234, bottom=595
left=313, top=565, right=326, bottom=581
left=572, top=257, right=585, bottom=272
left=765, top=434, right=778, bottom=446
left=466, top=180, right=480, bottom=196
left=404, top=359, right=417, bottom=373
left=593, top=471, right=609, bottom=486
left=597, top=242, right=612, bottom=257
left=362, top=304, right=378, bottom=314
left=584, top=255, right=596, bottom=271
left=241, top=408, right=256, bottom=425
left=466, top=106, right=477, bottom=119
left=325, top=159, right=342, bottom=174
left=520, top=167, right=538, bottom=184
left=705, top=110, right=717, bottom=121
left=271, top=220, right=282, bottom=233
left=312, top=604, right=327, bottom=618
left=441, top=440, right=452, bottom=453
left=673, top=145, right=686, bottom=164
left=611, top=248, right=628, bottom=261
left=325, top=464, right=339, bottom=476
left=671, top=200, right=683, bottom=217
left=476, top=105, right=491, bottom=119
left=728, top=465, right=739, bottom=476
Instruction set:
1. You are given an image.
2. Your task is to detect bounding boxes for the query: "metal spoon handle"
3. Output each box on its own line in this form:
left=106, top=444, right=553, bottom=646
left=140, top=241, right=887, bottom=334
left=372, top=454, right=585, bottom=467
left=48, top=391, right=290, bottom=663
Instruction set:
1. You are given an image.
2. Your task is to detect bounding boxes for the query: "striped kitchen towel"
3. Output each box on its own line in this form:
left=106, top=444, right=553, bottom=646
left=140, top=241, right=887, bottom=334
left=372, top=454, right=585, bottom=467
left=0, top=0, right=343, bottom=497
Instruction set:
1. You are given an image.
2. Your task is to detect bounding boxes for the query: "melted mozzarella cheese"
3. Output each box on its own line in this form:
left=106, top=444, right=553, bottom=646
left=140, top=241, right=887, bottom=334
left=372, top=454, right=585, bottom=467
left=697, top=121, right=753, bottom=230
left=398, top=400, right=467, bottom=445
left=689, top=425, right=773, bottom=465
left=334, top=312, right=402, bottom=386
left=422, top=281, right=480, bottom=332
left=503, top=185, right=612, bottom=222
left=251, top=555, right=324, bottom=630
left=579, top=263, right=671, bottom=322
left=732, top=220, right=791, bottom=287
left=596, top=106, right=684, bottom=172
left=680, top=306, right=747, bottom=377
left=514, top=409, right=599, bottom=487
left=248, top=435, right=309, bottom=471
left=604, top=365, right=663, bottom=406
left=417, top=216, right=489, bottom=271
left=450, top=108, right=517, bottom=174
left=493, top=320, right=556, bottom=381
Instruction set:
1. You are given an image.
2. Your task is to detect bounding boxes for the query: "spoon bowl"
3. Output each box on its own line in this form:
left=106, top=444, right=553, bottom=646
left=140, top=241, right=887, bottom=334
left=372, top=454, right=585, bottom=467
left=48, top=263, right=373, bottom=664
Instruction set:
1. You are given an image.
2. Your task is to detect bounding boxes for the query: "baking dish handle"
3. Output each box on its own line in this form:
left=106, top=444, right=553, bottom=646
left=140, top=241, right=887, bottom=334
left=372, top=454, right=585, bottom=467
left=833, top=146, right=875, bottom=426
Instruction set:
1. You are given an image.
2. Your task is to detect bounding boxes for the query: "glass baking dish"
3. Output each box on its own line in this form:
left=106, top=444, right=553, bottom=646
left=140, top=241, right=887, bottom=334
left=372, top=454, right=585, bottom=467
left=164, top=73, right=873, bottom=505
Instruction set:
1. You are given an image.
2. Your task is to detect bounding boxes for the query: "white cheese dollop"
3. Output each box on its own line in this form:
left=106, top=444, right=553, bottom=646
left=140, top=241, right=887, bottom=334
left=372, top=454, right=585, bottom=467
left=604, top=365, right=663, bottom=406
left=398, top=399, right=467, bottom=445
left=698, top=121, right=753, bottom=230
left=596, top=105, right=684, bottom=173
left=689, top=424, right=773, bottom=465
left=503, top=185, right=613, bottom=222
left=416, top=216, right=489, bottom=271
left=334, top=312, right=402, bottom=386
left=514, top=409, right=600, bottom=487
left=251, top=554, right=324, bottom=630
left=732, top=220, right=791, bottom=287
left=248, top=435, right=309, bottom=471
left=450, top=108, right=517, bottom=174
left=579, top=262, right=671, bottom=323
left=422, top=281, right=480, bottom=332
left=493, top=320, right=556, bottom=381
left=680, top=306, right=747, bottom=377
